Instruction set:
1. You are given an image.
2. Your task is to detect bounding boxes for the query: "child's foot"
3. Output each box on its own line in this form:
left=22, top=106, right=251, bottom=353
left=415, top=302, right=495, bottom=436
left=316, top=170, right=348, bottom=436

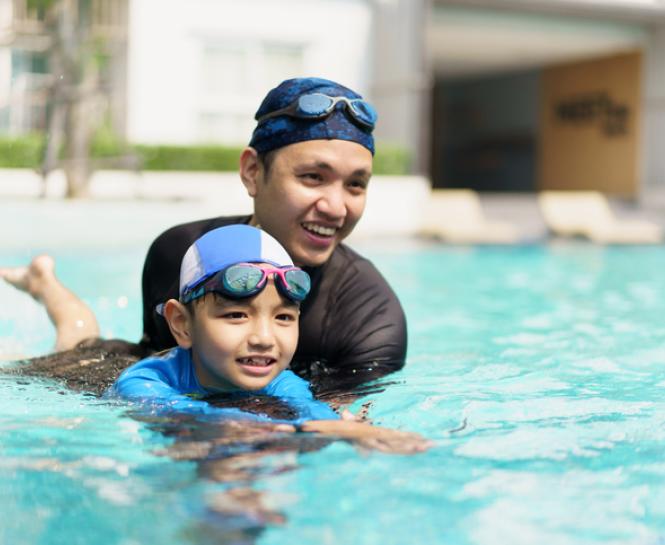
left=0, top=255, right=56, bottom=301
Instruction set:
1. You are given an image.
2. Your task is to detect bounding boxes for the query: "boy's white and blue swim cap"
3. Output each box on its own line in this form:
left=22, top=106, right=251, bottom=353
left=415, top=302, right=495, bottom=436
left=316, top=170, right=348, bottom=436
left=179, top=225, right=293, bottom=298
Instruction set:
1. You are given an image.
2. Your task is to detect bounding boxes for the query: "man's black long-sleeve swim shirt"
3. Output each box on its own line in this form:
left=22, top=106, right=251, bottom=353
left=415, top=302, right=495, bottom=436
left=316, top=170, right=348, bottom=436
left=140, top=215, right=407, bottom=392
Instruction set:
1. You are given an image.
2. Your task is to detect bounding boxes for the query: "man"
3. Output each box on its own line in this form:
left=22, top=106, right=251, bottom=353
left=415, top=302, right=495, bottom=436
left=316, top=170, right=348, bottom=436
left=2, top=77, right=407, bottom=394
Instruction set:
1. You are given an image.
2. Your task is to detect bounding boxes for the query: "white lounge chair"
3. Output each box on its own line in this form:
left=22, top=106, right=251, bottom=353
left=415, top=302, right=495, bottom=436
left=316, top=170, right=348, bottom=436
left=419, top=189, right=519, bottom=244
left=538, top=191, right=662, bottom=244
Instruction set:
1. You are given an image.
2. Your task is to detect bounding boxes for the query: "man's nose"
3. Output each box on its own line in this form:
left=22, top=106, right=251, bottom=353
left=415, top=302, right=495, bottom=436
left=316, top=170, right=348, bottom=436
left=316, top=185, right=347, bottom=220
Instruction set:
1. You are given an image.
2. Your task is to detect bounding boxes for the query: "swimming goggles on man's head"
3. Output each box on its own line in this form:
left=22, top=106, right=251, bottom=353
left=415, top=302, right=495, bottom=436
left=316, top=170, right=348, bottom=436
left=181, top=263, right=311, bottom=305
left=256, top=93, right=377, bottom=131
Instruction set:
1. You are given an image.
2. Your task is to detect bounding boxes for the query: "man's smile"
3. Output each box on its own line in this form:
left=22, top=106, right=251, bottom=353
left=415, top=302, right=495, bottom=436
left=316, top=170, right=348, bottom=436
left=301, top=222, right=338, bottom=237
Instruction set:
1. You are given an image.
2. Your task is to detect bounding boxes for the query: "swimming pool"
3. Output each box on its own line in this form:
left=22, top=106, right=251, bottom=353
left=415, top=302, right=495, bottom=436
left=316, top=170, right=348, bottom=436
left=2, top=238, right=665, bottom=544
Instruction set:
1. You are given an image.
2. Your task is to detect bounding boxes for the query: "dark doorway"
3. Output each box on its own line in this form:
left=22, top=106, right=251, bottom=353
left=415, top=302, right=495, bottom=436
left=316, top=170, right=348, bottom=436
left=431, top=69, right=540, bottom=192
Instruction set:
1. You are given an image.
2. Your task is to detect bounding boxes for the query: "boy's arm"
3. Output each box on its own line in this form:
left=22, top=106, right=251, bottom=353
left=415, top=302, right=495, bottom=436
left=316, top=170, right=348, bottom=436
left=110, top=364, right=180, bottom=400
left=267, top=372, right=432, bottom=455
left=111, top=366, right=282, bottom=422
left=299, top=420, right=432, bottom=454
left=110, top=365, right=217, bottom=413
left=267, top=370, right=340, bottom=421
left=114, top=369, right=430, bottom=452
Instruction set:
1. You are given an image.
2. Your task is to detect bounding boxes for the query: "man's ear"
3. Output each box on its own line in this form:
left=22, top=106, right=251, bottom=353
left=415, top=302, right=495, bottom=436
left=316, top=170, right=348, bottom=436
left=239, top=147, right=261, bottom=198
left=163, top=299, right=193, bottom=349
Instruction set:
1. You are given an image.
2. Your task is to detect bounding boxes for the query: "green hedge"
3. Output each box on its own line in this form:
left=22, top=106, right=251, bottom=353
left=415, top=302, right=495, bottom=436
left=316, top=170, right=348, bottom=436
left=373, top=144, right=410, bottom=175
left=0, top=135, right=44, bottom=168
left=134, top=144, right=243, bottom=172
left=0, top=135, right=410, bottom=175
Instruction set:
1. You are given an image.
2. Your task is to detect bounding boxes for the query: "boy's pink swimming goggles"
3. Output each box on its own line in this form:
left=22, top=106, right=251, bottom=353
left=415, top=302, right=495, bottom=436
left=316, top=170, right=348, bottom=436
left=181, top=263, right=311, bottom=305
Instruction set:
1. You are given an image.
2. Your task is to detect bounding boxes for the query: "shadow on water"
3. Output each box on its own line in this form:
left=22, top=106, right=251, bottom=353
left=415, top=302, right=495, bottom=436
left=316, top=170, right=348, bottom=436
left=130, top=379, right=395, bottom=545
left=7, top=345, right=400, bottom=544
left=135, top=409, right=332, bottom=544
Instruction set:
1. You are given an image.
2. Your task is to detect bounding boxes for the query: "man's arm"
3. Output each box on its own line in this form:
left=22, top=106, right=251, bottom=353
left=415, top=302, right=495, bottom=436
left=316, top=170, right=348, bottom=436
left=140, top=215, right=252, bottom=351
left=330, top=256, right=406, bottom=368
left=295, top=246, right=407, bottom=392
left=140, top=224, right=192, bottom=351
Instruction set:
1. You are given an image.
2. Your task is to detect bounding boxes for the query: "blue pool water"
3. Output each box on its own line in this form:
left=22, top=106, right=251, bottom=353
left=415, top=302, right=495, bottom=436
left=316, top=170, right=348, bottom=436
left=2, top=241, right=665, bottom=544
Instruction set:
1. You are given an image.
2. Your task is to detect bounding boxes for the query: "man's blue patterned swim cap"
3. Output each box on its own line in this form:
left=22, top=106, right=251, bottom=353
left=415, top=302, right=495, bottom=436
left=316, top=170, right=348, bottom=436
left=248, top=77, right=376, bottom=155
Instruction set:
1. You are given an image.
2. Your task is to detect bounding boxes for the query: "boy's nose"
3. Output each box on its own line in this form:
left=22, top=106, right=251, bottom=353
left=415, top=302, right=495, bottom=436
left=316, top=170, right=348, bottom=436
left=247, top=321, right=275, bottom=349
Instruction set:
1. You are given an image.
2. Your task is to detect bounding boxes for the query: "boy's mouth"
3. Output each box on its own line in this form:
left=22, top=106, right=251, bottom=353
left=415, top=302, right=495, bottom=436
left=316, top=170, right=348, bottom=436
left=236, top=356, right=277, bottom=377
left=237, top=356, right=275, bottom=367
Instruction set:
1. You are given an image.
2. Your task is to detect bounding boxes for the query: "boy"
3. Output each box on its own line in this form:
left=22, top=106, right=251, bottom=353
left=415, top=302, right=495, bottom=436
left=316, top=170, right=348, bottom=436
left=109, top=223, right=335, bottom=423
left=109, top=225, right=430, bottom=452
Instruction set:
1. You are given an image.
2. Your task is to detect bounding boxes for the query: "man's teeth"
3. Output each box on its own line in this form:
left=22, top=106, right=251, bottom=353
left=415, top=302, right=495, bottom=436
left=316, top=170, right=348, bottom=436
left=238, top=357, right=273, bottom=366
left=302, top=222, right=336, bottom=237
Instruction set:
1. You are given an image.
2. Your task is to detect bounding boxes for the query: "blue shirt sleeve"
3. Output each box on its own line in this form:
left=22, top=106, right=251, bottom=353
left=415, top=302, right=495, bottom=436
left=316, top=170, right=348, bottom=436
left=110, top=365, right=218, bottom=414
left=264, top=371, right=340, bottom=421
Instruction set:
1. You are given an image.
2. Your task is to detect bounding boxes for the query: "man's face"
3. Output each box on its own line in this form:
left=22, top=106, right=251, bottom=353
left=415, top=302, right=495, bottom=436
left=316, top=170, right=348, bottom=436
left=251, top=140, right=372, bottom=267
left=188, top=271, right=299, bottom=392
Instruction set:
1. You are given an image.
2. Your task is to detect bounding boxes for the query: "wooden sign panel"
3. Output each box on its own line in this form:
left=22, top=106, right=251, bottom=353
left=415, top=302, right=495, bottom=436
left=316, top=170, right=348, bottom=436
left=539, top=51, right=642, bottom=197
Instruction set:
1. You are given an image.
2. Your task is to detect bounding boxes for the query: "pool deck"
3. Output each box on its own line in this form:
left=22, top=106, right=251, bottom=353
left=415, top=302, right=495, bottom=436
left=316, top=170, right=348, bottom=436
left=2, top=168, right=664, bottom=248
left=480, top=188, right=665, bottom=242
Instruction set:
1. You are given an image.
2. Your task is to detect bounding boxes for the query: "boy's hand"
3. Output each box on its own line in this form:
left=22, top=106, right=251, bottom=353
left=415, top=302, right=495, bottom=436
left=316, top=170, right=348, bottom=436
left=299, top=420, right=432, bottom=454
left=340, top=409, right=359, bottom=421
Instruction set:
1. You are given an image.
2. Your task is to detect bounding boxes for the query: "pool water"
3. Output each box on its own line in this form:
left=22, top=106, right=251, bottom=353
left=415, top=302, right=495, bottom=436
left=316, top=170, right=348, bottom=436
left=2, top=242, right=665, bottom=545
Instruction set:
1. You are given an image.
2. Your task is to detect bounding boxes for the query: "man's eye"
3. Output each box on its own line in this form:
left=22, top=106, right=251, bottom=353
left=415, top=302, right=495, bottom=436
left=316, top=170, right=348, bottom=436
left=300, top=172, right=323, bottom=182
left=276, top=312, right=297, bottom=322
left=348, top=179, right=368, bottom=191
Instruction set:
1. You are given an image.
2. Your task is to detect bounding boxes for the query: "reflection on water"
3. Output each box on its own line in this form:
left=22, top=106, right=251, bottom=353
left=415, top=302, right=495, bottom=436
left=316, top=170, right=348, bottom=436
left=3, top=244, right=665, bottom=544
left=140, top=412, right=335, bottom=544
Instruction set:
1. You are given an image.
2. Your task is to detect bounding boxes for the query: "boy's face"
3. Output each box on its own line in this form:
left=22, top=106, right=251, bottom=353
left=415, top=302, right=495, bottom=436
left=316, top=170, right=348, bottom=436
left=186, top=270, right=299, bottom=392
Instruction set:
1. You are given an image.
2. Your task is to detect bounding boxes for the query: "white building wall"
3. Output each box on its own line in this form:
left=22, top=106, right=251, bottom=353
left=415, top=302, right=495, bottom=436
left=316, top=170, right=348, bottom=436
left=127, top=0, right=372, bottom=145
left=0, top=0, right=11, bottom=27
left=0, top=0, right=14, bottom=128
left=0, top=49, right=10, bottom=110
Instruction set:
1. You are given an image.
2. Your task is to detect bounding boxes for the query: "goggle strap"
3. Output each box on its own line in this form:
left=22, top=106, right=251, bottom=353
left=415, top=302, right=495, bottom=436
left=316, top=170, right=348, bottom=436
left=257, top=94, right=374, bottom=130
left=181, top=284, right=206, bottom=305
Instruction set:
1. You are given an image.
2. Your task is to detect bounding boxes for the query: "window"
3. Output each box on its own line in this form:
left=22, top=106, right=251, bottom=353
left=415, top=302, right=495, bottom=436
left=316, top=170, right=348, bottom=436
left=201, top=46, right=248, bottom=98
left=264, top=43, right=303, bottom=86
left=197, top=40, right=304, bottom=144
left=7, top=49, right=49, bottom=133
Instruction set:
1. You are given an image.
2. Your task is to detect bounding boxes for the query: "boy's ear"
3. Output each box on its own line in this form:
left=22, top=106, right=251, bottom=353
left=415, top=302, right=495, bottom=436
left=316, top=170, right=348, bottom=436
left=239, top=147, right=260, bottom=197
left=163, top=299, right=193, bottom=349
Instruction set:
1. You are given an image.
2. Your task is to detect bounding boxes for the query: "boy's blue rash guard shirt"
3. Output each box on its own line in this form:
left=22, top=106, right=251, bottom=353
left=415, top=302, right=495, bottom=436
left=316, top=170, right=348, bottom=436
left=107, top=347, right=339, bottom=423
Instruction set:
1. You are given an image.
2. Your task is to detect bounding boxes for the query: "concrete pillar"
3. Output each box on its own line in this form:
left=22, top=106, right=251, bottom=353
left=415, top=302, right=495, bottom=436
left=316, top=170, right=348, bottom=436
left=369, top=0, right=432, bottom=177
left=642, top=25, right=665, bottom=195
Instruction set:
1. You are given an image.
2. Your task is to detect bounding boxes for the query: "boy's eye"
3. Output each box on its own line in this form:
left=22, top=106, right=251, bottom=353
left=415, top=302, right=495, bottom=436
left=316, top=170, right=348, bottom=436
left=221, top=311, right=246, bottom=320
left=276, top=312, right=297, bottom=322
